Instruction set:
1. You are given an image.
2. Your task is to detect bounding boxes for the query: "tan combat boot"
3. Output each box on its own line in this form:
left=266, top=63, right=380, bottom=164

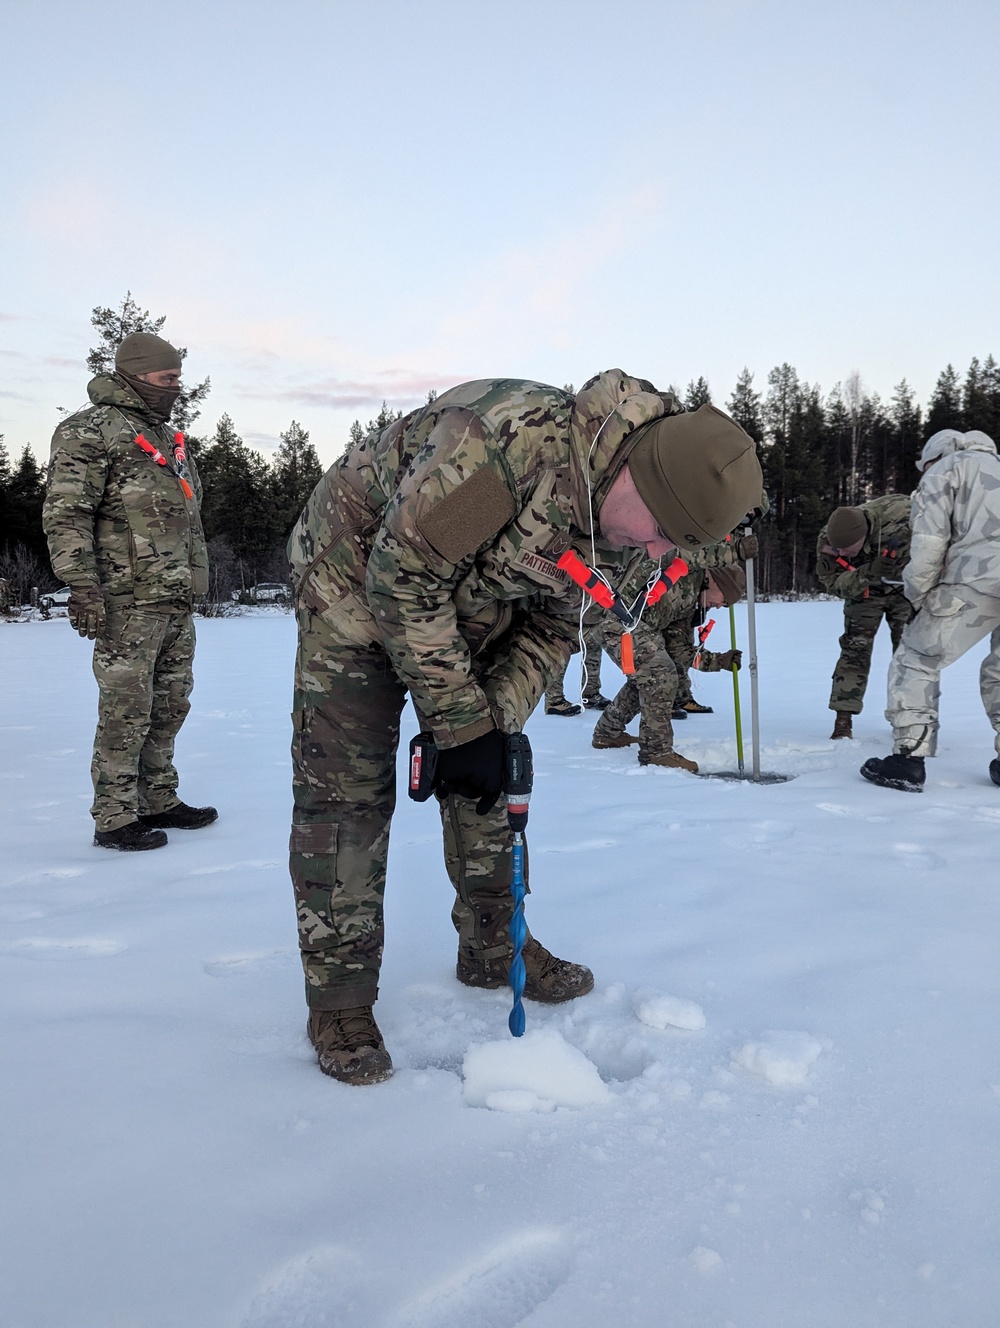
left=457, top=936, right=594, bottom=1003
left=830, top=712, right=853, bottom=739
left=639, top=750, right=700, bottom=773
left=592, top=730, right=638, bottom=749
left=307, top=1007, right=393, bottom=1085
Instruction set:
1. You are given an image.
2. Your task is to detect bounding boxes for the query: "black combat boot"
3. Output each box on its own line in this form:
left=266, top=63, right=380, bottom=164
left=830, top=712, right=853, bottom=739
left=457, top=936, right=594, bottom=1003
left=670, top=707, right=689, bottom=720
left=307, top=1007, right=393, bottom=1085
left=139, top=802, right=218, bottom=830
left=990, top=759, right=1000, bottom=787
left=545, top=699, right=582, bottom=717
left=93, top=821, right=168, bottom=851
left=583, top=694, right=611, bottom=710
left=860, top=752, right=925, bottom=793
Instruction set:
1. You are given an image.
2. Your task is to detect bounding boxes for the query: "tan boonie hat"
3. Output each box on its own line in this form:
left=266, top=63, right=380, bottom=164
left=826, top=506, right=867, bottom=549
left=115, top=332, right=182, bottom=376
left=708, top=564, right=746, bottom=606
left=628, top=405, right=762, bottom=549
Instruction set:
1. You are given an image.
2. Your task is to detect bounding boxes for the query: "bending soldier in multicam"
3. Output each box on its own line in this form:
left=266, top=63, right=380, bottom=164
left=664, top=529, right=757, bottom=719
left=42, top=333, right=217, bottom=852
left=816, top=494, right=913, bottom=740
left=592, top=559, right=744, bottom=773
left=287, top=373, right=762, bottom=1084
left=862, top=429, right=1000, bottom=793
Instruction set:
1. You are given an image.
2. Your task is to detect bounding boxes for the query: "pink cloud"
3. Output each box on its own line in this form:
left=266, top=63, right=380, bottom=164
left=236, top=370, right=459, bottom=410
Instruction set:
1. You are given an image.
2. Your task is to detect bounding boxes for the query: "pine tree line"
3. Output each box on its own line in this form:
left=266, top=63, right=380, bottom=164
left=716, top=357, right=1000, bottom=594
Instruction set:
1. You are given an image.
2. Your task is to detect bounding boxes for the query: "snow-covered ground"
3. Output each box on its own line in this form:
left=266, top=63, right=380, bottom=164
left=2, top=602, right=1000, bottom=1328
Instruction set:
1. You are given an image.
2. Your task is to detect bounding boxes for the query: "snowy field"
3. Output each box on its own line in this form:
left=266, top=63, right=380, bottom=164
left=2, top=601, right=1000, bottom=1328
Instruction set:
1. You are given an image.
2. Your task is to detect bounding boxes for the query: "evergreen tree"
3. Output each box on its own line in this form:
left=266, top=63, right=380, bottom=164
left=924, top=364, right=963, bottom=438
left=197, top=415, right=278, bottom=579
left=962, top=355, right=1000, bottom=437
left=982, top=355, right=1000, bottom=441
left=4, top=446, right=51, bottom=573
left=727, top=368, right=765, bottom=444
left=345, top=401, right=405, bottom=456
left=87, top=291, right=211, bottom=432
left=271, top=421, right=324, bottom=536
left=889, top=380, right=922, bottom=493
left=0, top=435, right=11, bottom=549
left=683, top=376, right=712, bottom=410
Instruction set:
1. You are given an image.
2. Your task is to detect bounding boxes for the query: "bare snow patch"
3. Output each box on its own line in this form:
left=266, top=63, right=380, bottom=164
left=462, top=1028, right=611, bottom=1111
left=733, top=1031, right=823, bottom=1086
left=633, top=989, right=706, bottom=1032
left=688, top=1246, right=723, bottom=1273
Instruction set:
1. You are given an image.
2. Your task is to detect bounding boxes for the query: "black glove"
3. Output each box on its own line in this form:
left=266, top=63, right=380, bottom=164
left=435, top=729, right=506, bottom=815
left=67, top=585, right=106, bottom=640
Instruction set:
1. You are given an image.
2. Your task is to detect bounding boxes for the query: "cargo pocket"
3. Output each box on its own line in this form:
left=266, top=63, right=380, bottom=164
left=924, top=585, right=969, bottom=618
left=289, top=822, right=340, bottom=856
left=290, top=821, right=340, bottom=953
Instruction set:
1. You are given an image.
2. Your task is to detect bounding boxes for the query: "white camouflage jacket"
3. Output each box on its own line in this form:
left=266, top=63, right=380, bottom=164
left=905, top=429, right=1000, bottom=608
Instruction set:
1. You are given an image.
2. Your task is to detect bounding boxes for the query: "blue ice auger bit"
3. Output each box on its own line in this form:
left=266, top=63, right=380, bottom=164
left=503, top=733, right=533, bottom=1038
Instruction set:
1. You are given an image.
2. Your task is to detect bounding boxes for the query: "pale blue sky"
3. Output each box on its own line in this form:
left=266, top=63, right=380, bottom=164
left=2, top=0, right=998, bottom=465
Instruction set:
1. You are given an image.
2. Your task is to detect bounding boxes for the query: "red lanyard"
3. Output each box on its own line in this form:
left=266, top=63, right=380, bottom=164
left=557, top=549, right=689, bottom=675
left=134, top=431, right=194, bottom=500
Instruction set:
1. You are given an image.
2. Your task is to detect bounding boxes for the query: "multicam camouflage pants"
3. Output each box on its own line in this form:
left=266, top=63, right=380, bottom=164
left=664, top=612, right=698, bottom=708
left=291, top=606, right=529, bottom=1012
left=592, top=619, right=681, bottom=761
left=544, top=625, right=604, bottom=706
left=90, top=604, right=195, bottom=831
left=829, top=591, right=913, bottom=714
left=887, top=583, right=1000, bottom=758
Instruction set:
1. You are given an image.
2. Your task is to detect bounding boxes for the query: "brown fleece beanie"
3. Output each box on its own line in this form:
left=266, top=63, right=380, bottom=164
left=115, top=332, right=182, bottom=376
left=826, top=506, right=867, bottom=549
left=709, top=564, right=746, bottom=606
left=628, top=405, right=762, bottom=549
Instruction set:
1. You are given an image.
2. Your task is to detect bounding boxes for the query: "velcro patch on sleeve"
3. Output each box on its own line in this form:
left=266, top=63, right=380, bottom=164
left=417, top=467, right=517, bottom=565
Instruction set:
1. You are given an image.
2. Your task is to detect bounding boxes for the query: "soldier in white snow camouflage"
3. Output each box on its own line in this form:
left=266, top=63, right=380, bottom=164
left=861, top=429, right=1000, bottom=792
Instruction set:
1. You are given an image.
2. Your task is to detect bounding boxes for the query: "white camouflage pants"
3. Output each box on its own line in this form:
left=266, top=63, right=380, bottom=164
left=886, top=583, right=1000, bottom=757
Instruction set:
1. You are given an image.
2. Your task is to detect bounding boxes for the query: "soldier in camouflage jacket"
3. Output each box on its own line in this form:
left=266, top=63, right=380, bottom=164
left=42, top=333, right=215, bottom=851
left=287, top=370, right=762, bottom=1083
left=816, top=493, right=913, bottom=738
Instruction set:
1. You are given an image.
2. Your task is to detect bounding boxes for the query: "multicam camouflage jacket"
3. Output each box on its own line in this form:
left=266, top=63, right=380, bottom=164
left=597, top=549, right=738, bottom=672
left=43, top=375, right=208, bottom=607
left=815, top=494, right=911, bottom=602
left=600, top=538, right=742, bottom=630
left=906, top=430, right=1000, bottom=607
left=288, top=370, right=686, bottom=746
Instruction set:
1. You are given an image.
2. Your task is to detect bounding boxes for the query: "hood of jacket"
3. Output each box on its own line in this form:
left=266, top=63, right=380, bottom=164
left=918, top=428, right=997, bottom=472
left=86, top=372, right=166, bottom=426
left=568, top=370, right=683, bottom=535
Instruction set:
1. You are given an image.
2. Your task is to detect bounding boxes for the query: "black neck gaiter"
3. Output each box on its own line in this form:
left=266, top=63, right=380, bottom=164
left=119, top=371, right=181, bottom=423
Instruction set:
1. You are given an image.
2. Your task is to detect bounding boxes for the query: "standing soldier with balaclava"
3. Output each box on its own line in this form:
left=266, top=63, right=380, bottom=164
left=817, top=495, right=913, bottom=739
left=43, top=332, right=217, bottom=851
